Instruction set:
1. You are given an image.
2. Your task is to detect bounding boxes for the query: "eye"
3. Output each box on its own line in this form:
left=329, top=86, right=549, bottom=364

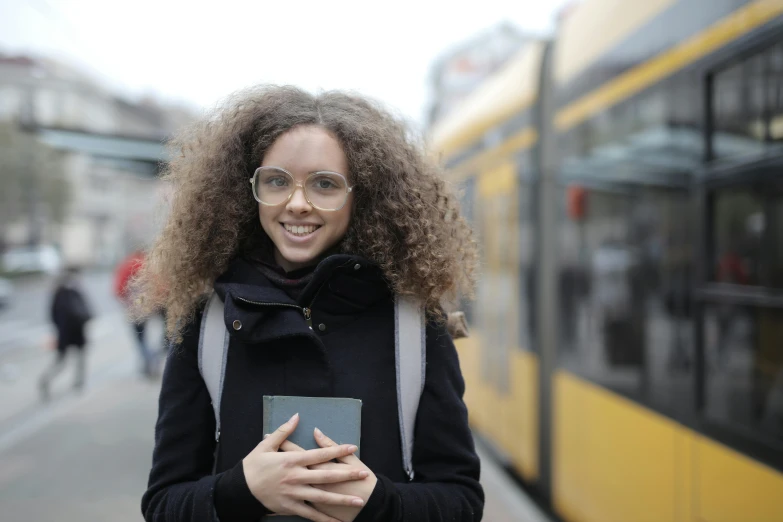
left=309, top=174, right=344, bottom=191
left=265, top=176, right=289, bottom=187
left=316, top=178, right=338, bottom=189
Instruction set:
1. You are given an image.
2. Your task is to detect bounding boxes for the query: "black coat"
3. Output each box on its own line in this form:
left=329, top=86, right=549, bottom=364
left=142, top=255, right=483, bottom=522
left=50, top=284, right=90, bottom=349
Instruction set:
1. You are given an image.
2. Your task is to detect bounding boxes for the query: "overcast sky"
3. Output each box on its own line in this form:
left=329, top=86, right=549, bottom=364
left=0, top=0, right=572, bottom=128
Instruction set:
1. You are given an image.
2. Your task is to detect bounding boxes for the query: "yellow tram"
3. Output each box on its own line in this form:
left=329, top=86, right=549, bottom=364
left=430, top=1, right=783, bottom=521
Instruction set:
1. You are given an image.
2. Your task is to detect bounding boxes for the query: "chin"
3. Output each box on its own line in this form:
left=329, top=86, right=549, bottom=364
left=280, top=249, right=321, bottom=267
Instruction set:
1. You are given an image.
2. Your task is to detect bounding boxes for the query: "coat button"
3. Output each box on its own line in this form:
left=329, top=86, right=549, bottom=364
left=232, top=320, right=242, bottom=331
left=318, top=323, right=326, bottom=331
left=354, top=264, right=361, bottom=270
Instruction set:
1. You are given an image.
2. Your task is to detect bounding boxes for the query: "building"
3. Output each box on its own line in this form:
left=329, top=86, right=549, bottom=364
left=0, top=53, right=195, bottom=267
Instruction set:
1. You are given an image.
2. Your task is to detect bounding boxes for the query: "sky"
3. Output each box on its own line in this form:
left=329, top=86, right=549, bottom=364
left=0, top=0, right=573, bottom=128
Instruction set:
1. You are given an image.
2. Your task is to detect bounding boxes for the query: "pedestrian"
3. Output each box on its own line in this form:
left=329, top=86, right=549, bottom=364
left=39, top=265, right=92, bottom=400
left=133, top=86, right=483, bottom=522
left=115, top=249, right=158, bottom=377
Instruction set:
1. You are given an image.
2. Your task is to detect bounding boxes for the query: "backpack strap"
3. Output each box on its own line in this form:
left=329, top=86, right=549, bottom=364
left=395, top=295, right=426, bottom=481
left=198, top=293, right=229, bottom=443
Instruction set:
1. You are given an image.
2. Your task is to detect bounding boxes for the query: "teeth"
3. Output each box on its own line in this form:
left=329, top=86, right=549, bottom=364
left=284, top=224, right=319, bottom=236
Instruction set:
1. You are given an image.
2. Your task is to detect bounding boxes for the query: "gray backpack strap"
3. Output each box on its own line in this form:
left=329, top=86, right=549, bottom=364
left=198, top=292, right=229, bottom=443
left=395, top=295, right=426, bottom=481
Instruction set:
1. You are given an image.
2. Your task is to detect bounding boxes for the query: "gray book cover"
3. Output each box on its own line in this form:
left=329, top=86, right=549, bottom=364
left=261, top=395, right=362, bottom=522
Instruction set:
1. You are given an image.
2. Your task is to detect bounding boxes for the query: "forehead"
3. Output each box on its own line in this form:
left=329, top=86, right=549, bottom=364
left=262, top=125, right=348, bottom=176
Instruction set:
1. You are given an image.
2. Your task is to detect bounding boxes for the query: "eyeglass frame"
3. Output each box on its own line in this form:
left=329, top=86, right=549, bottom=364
left=249, top=166, right=354, bottom=211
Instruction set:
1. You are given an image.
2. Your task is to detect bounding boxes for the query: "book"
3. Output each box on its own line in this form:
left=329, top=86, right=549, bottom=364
left=261, top=395, right=362, bottom=522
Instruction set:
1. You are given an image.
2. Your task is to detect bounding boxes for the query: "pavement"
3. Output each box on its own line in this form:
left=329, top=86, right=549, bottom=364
left=0, top=272, right=549, bottom=522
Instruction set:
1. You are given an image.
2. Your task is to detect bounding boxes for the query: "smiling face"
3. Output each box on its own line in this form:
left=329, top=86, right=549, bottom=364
left=258, top=125, right=353, bottom=272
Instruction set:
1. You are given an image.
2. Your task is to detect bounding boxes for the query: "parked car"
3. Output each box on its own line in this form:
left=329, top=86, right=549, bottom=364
left=0, top=277, right=12, bottom=309
left=1, top=245, right=62, bottom=275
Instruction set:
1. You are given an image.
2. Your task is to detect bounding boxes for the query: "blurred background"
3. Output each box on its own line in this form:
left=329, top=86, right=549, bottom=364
left=1, top=1, right=782, bottom=521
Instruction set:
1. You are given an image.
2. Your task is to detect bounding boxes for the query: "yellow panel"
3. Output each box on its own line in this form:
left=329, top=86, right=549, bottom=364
left=459, top=332, right=490, bottom=434
left=555, top=0, right=783, bottom=131
left=673, top=428, right=695, bottom=522
left=553, top=371, right=678, bottom=522
left=455, top=336, right=481, bottom=423
left=478, top=161, right=516, bottom=199
left=696, top=436, right=783, bottom=522
left=430, top=42, right=545, bottom=160
left=555, top=370, right=783, bottom=522
left=483, top=382, right=504, bottom=447
left=554, top=370, right=591, bottom=522
left=508, top=350, right=539, bottom=482
left=554, top=0, right=676, bottom=85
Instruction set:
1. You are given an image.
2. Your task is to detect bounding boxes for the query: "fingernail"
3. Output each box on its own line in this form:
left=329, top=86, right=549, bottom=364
left=359, top=471, right=369, bottom=478
left=314, top=427, right=323, bottom=437
left=348, top=445, right=358, bottom=452
left=263, top=434, right=269, bottom=440
left=352, top=498, right=364, bottom=507
left=289, top=413, right=299, bottom=423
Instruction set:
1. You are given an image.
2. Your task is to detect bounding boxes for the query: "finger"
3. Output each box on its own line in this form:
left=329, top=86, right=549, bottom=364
left=289, top=501, right=344, bottom=522
left=280, top=440, right=306, bottom=452
left=297, top=444, right=358, bottom=466
left=314, top=427, right=361, bottom=465
left=307, top=461, right=343, bottom=472
left=261, top=413, right=299, bottom=450
left=313, top=427, right=337, bottom=447
left=296, top=487, right=365, bottom=508
left=305, top=467, right=369, bottom=484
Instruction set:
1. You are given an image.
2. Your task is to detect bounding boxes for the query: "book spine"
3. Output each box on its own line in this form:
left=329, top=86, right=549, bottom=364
left=262, top=396, right=273, bottom=438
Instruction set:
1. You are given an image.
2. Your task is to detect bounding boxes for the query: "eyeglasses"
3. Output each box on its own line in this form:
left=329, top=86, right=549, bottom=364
left=249, top=166, right=353, bottom=211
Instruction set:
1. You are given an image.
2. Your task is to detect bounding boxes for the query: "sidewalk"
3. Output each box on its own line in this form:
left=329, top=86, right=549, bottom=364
left=0, top=371, right=159, bottom=522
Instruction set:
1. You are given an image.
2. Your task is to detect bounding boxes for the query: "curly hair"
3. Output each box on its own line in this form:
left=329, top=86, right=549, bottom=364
left=132, top=85, right=477, bottom=341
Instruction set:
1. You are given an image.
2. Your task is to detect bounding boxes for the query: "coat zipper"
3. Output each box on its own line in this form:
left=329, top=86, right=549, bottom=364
left=235, top=296, right=316, bottom=328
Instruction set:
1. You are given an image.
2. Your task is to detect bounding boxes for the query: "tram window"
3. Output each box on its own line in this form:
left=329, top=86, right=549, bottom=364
left=711, top=186, right=783, bottom=289
left=704, top=305, right=783, bottom=442
left=711, top=189, right=764, bottom=286
left=712, top=41, right=783, bottom=158
left=558, top=188, right=694, bottom=413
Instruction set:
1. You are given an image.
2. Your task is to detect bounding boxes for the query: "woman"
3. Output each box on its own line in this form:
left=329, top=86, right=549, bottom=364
left=135, top=86, right=482, bottom=522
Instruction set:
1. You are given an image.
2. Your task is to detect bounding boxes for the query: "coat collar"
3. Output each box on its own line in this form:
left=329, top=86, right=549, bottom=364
left=213, top=254, right=391, bottom=345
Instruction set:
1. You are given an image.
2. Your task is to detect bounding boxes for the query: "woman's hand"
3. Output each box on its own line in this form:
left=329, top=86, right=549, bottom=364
left=281, top=428, right=378, bottom=522
left=242, top=413, right=369, bottom=522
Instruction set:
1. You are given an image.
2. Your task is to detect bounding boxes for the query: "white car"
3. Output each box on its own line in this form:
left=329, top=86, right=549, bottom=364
left=1, top=245, right=62, bottom=275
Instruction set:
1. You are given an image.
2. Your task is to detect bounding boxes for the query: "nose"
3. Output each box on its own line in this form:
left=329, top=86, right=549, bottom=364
left=286, top=185, right=312, bottom=214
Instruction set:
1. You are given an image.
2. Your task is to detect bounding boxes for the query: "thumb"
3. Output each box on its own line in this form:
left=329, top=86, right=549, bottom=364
left=260, top=413, right=299, bottom=451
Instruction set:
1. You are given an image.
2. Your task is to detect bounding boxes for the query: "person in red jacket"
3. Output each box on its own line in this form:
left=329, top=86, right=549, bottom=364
left=115, top=250, right=157, bottom=377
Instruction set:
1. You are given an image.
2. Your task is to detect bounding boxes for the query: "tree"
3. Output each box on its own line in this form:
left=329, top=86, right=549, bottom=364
left=0, top=122, right=70, bottom=251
